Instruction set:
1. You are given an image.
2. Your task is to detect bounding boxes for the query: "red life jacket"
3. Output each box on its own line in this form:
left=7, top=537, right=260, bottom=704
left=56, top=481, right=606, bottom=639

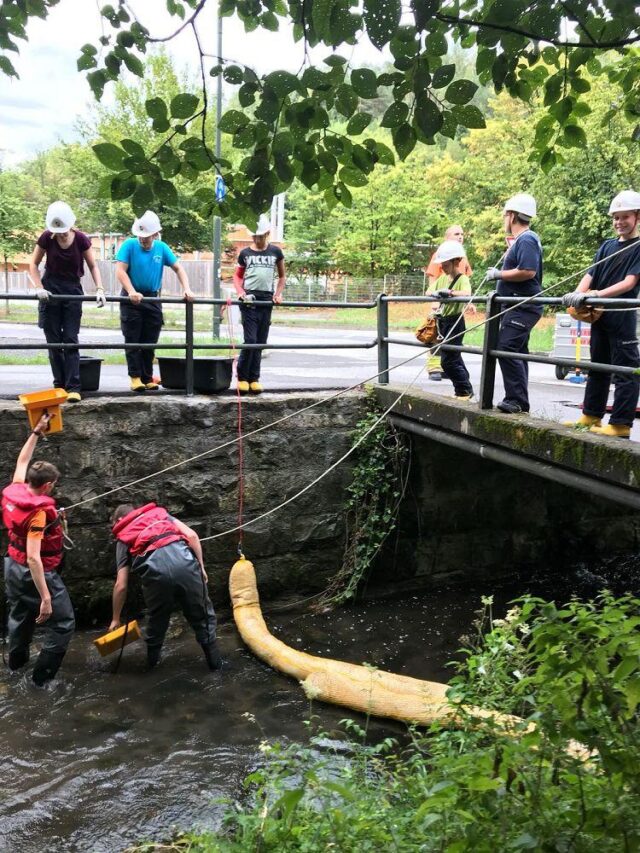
left=1, top=482, right=64, bottom=572
left=112, top=503, right=186, bottom=557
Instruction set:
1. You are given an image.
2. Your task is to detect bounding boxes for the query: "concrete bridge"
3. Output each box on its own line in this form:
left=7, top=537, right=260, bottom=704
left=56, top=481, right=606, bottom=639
left=375, top=385, right=640, bottom=511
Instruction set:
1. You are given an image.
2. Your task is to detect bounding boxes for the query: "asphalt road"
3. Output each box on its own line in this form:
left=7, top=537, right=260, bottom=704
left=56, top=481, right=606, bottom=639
left=0, top=321, right=636, bottom=440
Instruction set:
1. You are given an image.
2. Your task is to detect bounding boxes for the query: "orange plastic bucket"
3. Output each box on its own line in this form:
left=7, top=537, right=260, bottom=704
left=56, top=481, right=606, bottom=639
left=18, top=388, right=68, bottom=434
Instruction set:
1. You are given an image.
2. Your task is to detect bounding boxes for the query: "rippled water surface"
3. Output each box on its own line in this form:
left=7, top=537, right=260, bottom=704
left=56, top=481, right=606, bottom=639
left=1, top=558, right=638, bottom=853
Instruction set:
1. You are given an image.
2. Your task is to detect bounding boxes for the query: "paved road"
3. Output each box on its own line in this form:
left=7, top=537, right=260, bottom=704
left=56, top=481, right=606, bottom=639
left=1, top=321, right=636, bottom=440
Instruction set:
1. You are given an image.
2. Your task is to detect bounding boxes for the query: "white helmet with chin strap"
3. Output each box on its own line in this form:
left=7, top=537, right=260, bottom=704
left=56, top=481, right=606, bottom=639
left=434, top=239, right=467, bottom=264
left=608, top=190, right=640, bottom=215
left=503, top=193, right=537, bottom=220
left=46, top=201, right=76, bottom=233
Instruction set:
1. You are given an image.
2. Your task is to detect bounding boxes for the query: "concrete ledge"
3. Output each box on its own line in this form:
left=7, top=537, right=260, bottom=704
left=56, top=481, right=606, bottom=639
left=374, top=384, right=640, bottom=492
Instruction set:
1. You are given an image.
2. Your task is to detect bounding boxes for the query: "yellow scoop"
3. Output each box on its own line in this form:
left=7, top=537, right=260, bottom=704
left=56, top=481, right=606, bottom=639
left=93, top=620, right=142, bottom=657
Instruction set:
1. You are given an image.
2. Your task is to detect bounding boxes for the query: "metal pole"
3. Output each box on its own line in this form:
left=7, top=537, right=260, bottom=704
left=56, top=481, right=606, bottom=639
left=479, top=292, right=500, bottom=410
left=377, top=293, right=389, bottom=385
left=388, top=414, right=640, bottom=511
left=211, top=6, right=223, bottom=340
left=185, top=299, right=195, bottom=396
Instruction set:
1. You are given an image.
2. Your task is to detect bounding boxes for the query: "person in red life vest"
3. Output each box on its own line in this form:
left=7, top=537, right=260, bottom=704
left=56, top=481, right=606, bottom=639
left=1, top=414, right=75, bottom=686
left=110, top=502, right=222, bottom=670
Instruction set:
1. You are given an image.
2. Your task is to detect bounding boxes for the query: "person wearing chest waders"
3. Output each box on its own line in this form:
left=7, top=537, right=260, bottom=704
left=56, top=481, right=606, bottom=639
left=485, top=193, right=544, bottom=414
left=29, top=201, right=105, bottom=403
left=233, top=214, right=286, bottom=394
left=109, top=503, right=222, bottom=670
left=1, top=415, right=75, bottom=685
left=116, top=210, right=195, bottom=393
left=562, top=190, right=640, bottom=439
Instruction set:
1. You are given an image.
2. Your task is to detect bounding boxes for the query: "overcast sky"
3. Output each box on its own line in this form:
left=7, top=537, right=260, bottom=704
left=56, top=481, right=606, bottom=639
left=0, top=0, right=386, bottom=166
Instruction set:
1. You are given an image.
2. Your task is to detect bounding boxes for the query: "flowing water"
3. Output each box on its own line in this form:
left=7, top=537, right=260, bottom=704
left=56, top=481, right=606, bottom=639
left=1, top=558, right=639, bottom=853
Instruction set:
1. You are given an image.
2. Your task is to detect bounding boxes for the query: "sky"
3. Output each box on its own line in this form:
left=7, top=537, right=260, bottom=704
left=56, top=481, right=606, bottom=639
left=0, top=0, right=387, bottom=166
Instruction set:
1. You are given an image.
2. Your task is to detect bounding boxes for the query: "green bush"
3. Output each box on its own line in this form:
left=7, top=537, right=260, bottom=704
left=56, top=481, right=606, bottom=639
left=130, top=593, right=640, bottom=852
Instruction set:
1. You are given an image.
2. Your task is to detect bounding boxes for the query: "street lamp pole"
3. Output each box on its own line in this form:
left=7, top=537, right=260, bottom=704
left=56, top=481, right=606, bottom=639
left=212, top=6, right=223, bottom=338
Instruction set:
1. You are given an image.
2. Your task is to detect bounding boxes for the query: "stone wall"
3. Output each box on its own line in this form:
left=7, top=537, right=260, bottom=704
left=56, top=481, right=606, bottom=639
left=0, top=393, right=367, bottom=622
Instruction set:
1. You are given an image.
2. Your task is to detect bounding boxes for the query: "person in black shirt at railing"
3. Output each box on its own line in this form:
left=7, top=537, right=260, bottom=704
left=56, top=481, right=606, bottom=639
left=562, top=191, right=640, bottom=439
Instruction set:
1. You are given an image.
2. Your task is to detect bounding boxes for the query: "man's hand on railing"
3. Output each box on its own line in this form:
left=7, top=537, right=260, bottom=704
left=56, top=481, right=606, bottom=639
left=128, top=291, right=143, bottom=305
left=182, top=287, right=195, bottom=302
left=96, top=288, right=107, bottom=308
left=562, top=292, right=588, bottom=309
left=35, top=288, right=50, bottom=301
left=273, top=293, right=283, bottom=304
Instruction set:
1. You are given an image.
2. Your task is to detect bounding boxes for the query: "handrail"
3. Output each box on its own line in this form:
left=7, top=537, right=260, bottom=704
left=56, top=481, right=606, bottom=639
left=1, top=290, right=639, bottom=405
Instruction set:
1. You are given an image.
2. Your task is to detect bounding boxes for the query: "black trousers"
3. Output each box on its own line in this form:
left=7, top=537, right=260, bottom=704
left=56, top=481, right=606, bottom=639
left=583, top=311, right=640, bottom=426
left=40, top=276, right=83, bottom=393
left=136, top=541, right=218, bottom=655
left=497, top=302, right=543, bottom=410
left=437, top=314, right=473, bottom=396
left=4, top=557, right=75, bottom=676
left=237, top=291, right=273, bottom=382
left=120, top=297, right=163, bottom=383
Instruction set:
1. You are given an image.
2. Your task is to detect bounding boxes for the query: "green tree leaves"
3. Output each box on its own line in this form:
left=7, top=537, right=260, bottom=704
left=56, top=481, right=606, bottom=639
left=3, top=0, right=640, bottom=219
left=363, top=0, right=401, bottom=50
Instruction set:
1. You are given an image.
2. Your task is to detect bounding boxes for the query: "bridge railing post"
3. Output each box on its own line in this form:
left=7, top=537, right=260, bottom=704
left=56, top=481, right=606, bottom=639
left=377, top=293, right=389, bottom=385
left=185, top=299, right=194, bottom=397
left=479, top=291, right=499, bottom=409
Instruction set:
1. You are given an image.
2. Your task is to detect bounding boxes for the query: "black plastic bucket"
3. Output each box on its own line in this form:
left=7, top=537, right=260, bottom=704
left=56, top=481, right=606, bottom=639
left=157, top=357, right=233, bottom=393
left=79, top=356, right=103, bottom=392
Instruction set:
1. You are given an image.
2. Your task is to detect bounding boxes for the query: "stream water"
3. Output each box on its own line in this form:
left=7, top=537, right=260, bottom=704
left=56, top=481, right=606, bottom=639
left=1, top=557, right=638, bottom=853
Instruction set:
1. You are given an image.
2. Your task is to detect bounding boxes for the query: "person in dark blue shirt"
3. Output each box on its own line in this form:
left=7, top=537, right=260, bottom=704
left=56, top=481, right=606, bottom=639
left=116, top=211, right=195, bottom=393
left=562, top=191, right=640, bottom=438
left=485, top=193, right=543, bottom=414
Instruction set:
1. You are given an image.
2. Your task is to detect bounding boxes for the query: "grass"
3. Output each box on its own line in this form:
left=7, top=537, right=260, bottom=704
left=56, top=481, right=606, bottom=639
left=274, top=305, right=556, bottom=352
left=0, top=334, right=234, bottom=366
left=0, top=302, right=556, bottom=365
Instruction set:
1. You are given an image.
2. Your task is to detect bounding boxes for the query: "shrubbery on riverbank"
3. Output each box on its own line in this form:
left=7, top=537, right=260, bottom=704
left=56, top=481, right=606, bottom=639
left=128, top=593, right=640, bottom=852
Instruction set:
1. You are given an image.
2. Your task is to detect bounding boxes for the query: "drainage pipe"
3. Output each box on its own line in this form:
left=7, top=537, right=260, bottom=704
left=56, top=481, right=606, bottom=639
left=388, top=414, right=640, bottom=511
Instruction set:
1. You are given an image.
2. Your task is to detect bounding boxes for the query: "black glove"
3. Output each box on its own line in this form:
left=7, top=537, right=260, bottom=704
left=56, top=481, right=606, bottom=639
left=562, top=292, right=588, bottom=309
left=435, top=289, right=452, bottom=299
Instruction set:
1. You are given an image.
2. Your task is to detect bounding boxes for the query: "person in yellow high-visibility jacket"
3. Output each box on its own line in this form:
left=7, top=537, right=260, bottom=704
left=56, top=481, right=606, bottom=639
left=424, top=224, right=473, bottom=380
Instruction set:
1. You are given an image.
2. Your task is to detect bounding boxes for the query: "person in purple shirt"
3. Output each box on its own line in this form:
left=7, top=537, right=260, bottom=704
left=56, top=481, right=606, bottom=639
left=29, top=201, right=105, bottom=402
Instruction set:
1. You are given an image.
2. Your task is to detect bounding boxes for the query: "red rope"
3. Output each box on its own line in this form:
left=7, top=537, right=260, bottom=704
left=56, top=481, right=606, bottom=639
left=226, top=297, right=244, bottom=554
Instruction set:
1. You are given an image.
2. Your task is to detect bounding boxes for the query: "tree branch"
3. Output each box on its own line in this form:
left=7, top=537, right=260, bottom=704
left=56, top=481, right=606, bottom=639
left=435, top=11, right=640, bottom=50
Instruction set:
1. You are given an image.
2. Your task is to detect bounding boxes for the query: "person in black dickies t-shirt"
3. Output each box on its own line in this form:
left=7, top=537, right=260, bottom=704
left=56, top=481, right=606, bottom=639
left=233, top=214, right=286, bottom=395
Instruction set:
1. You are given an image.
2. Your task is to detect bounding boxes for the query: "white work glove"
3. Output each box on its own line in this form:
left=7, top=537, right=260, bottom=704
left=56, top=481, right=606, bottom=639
left=35, top=288, right=50, bottom=301
left=96, top=288, right=107, bottom=308
left=485, top=267, right=502, bottom=281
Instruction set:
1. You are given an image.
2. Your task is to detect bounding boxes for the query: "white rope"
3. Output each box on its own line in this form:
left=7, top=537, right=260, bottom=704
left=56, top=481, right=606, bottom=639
left=64, top=235, right=640, bottom=515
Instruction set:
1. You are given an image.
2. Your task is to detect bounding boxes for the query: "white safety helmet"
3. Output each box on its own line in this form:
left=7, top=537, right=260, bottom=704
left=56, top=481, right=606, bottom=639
left=132, top=210, right=162, bottom=237
left=253, top=214, right=271, bottom=236
left=434, top=239, right=467, bottom=264
left=46, top=201, right=76, bottom=233
left=503, top=193, right=537, bottom=220
left=608, top=190, right=640, bottom=215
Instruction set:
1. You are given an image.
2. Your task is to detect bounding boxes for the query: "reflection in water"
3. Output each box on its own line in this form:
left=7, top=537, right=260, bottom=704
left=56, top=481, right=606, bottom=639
left=1, top=558, right=638, bottom=852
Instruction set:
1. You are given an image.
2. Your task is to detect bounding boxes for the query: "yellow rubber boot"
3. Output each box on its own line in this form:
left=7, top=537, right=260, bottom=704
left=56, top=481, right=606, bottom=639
left=562, top=414, right=601, bottom=428
left=589, top=423, right=631, bottom=439
left=130, top=377, right=146, bottom=393
left=249, top=381, right=263, bottom=394
left=237, top=380, right=250, bottom=394
left=145, top=382, right=160, bottom=391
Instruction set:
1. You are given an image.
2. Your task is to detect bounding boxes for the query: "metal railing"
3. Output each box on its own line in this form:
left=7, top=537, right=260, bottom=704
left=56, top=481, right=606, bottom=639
left=1, top=291, right=639, bottom=403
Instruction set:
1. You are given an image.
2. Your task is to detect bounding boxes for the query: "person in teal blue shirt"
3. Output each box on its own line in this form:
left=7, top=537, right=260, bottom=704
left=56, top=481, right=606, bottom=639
left=116, top=210, right=194, bottom=392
